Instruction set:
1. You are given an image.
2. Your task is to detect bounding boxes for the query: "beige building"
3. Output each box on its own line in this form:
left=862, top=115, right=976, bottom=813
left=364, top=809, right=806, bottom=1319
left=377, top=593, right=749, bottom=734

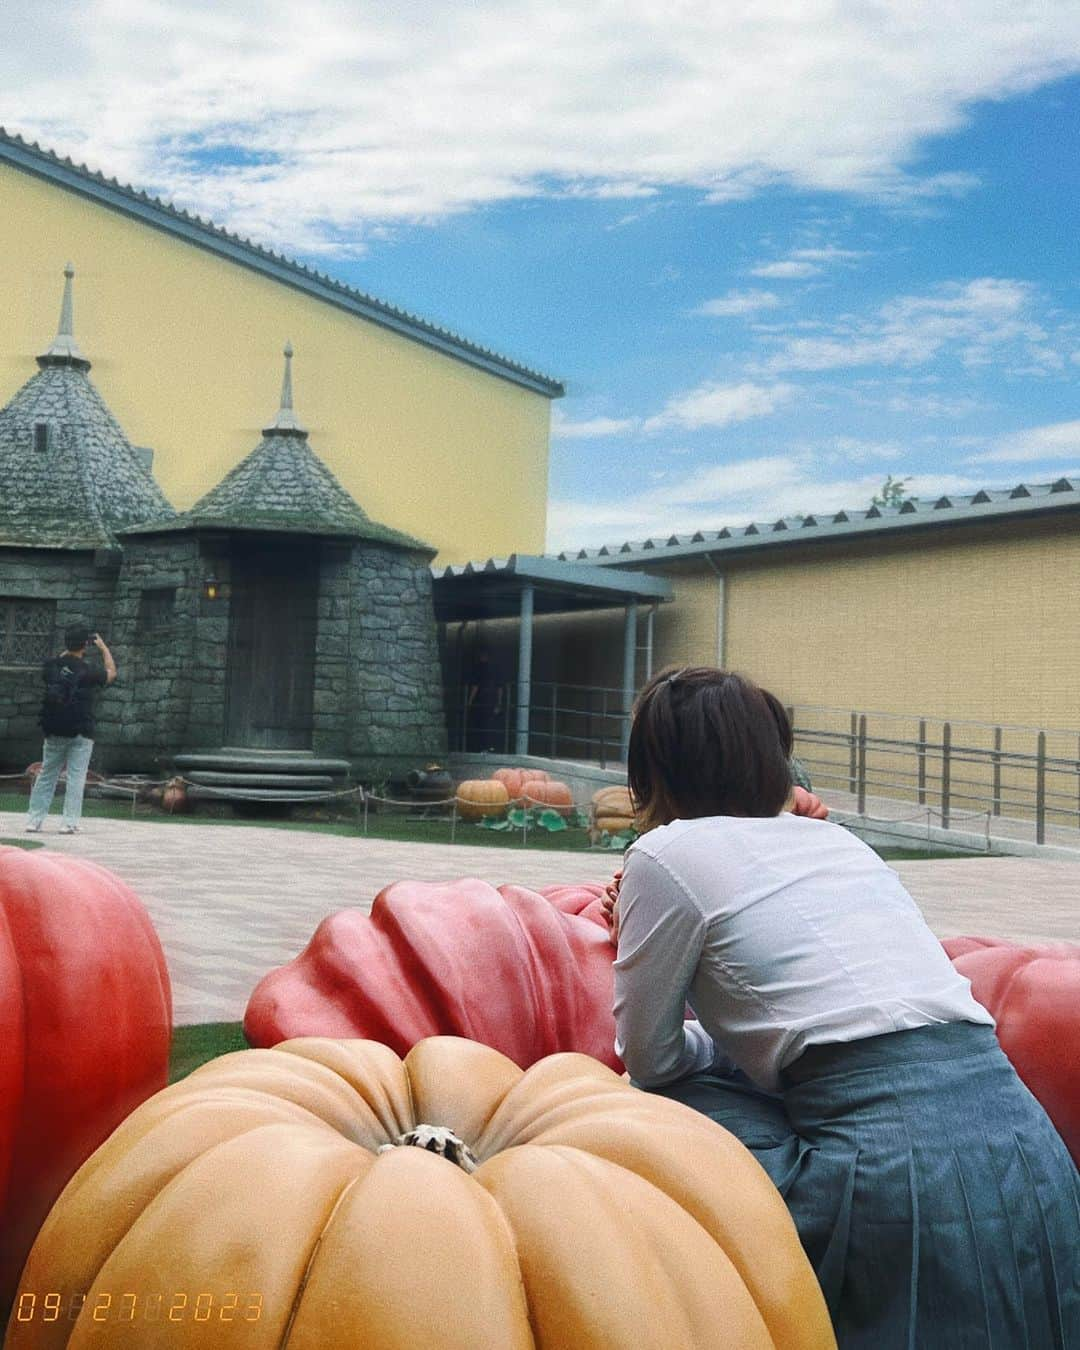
left=445, top=485, right=1080, bottom=819
left=0, top=128, right=561, bottom=565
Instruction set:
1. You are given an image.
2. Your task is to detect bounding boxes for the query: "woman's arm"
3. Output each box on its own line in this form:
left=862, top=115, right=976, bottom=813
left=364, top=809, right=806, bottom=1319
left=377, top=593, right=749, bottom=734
left=613, top=851, right=717, bottom=1087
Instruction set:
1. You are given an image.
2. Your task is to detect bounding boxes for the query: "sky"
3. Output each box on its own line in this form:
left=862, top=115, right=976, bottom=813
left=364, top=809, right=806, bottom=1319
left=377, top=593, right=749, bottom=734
left=3, top=0, right=1080, bottom=554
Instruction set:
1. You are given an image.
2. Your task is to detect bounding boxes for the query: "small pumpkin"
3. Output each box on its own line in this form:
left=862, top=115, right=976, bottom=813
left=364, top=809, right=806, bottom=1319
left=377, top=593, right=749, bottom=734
left=455, top=779, right=510, bottom=821
left=9, top=1038, right=835, bottom=1349
left=519, top=778, right=574, bottom=817
left=161, top=776, right=188, bottom=814
left=0, top=848, right=171, bottom=1312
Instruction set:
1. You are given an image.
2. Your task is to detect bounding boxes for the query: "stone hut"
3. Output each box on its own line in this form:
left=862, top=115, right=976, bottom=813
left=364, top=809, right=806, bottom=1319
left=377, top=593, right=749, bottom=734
left=0, top=268, right=446, bottom=783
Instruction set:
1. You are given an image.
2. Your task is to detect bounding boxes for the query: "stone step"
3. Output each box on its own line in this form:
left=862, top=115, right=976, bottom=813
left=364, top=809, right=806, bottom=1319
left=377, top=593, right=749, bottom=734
left=185, top=770, right=338, bottom=789
left=175, top=751, right=351, bottom=776
left=184, top=783, right=346, bottom=803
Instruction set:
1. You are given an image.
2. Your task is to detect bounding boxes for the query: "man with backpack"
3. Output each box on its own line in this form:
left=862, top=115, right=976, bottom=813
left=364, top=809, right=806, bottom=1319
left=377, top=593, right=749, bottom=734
left=25, top=624, right=117, bottom=834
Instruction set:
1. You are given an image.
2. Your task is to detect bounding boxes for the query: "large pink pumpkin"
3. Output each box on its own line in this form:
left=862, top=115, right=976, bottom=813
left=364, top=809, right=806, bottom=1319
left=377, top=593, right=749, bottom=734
left=244, top=880, right=621, bottom=1071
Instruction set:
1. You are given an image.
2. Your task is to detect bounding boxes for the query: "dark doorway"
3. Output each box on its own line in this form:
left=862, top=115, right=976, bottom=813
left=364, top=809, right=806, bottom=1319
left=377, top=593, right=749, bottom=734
left=225, top=537, right=319, bottom=749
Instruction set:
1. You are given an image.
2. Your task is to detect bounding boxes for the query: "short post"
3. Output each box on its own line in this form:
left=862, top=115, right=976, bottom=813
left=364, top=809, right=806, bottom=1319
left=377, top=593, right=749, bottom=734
left=849, top=712, right=858, bottom=794
left=917, top=719, right=927, bottom=805
left=857, top=714, right=867, bottom=815
left=620, top=600, right=638, bottom=763
left=993, top=726, right=1002, bottom=817
left=1036, top=731, right=1046, bottom=845
left=515, top=583, right=534, bottom=757
left=362, top=792, right=369, bottom=837
left=941, top=723, right=952, bottom=830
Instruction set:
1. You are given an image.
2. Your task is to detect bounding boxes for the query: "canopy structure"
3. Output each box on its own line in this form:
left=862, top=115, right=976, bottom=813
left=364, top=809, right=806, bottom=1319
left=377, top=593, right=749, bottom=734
left=432, top=553, right=672, bottom=758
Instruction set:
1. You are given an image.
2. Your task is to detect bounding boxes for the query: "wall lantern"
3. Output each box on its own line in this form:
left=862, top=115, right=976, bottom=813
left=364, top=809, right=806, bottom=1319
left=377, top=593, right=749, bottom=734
left=202, top=575, right=229, bottom=601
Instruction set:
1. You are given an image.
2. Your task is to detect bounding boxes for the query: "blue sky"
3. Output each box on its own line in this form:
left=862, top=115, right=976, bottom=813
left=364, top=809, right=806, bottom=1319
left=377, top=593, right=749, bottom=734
left=4, top=1, right=1080, bottom=550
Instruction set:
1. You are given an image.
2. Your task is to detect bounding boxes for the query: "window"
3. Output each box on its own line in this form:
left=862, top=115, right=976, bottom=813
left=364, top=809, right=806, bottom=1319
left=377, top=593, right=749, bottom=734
left=33, top=422, right=53, bottom=453
left=137, top=587, right=177, bottom=632
left=0, top=599, right=56, bottom=665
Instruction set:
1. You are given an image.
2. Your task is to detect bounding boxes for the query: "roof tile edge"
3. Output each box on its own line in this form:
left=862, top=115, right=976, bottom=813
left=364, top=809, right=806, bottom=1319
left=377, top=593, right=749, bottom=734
left=0, top=126, right=564, bottom=399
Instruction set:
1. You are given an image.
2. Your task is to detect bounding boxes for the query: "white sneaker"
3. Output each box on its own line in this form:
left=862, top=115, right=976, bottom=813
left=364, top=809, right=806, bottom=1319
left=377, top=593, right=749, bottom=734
left=58, top=824, right=79, bottom=835
left=25, top=823, right=41, bottom=833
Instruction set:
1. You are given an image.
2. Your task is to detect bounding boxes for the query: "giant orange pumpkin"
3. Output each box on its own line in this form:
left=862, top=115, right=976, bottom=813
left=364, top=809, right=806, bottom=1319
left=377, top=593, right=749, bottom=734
left=519, top=778, right=574, bottom=817
left=455, top=779, right=510, bottom=821
left=0, top=848, right=171, bottom=1313
left=7, top=1038, right=835, bottom=1349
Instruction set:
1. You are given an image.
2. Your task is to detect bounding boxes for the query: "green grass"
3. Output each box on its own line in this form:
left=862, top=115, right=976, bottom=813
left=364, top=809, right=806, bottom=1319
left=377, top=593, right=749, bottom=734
left=0, top=836, right=44, bottom=850
left=169, top=1022, right=249, bottom=1083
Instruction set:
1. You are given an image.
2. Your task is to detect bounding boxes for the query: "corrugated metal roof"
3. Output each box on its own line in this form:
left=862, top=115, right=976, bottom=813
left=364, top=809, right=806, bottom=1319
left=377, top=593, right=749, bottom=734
left=0, top=126, right=564, bottom=399
left=546, top=479, right=1080, bottom=567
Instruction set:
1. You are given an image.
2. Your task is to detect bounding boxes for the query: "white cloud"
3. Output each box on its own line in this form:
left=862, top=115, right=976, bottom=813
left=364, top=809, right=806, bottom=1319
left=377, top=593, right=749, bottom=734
left=643, top=380, right=794, bottom=432
left=763, top=277, right=1061, bottom=373
left=551, top=413, right=640, bottom=440
left=695, top=290, right=780, bottom=317
left=967, top=419, right=1080, bottom=464
left=546, top=453, right=985, bottom=551
left=750, top=260, right=823, bottom=280
left=3, top=0, right=1080, bottom=250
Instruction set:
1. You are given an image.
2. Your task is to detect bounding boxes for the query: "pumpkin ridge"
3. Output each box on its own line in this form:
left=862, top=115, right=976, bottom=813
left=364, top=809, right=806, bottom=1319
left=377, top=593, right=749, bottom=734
left=272, top=1039, right=415, bottom=1142
left=0, top=895, right=27, bottom=1228
left=279, top=1163, right=372, bottom=1348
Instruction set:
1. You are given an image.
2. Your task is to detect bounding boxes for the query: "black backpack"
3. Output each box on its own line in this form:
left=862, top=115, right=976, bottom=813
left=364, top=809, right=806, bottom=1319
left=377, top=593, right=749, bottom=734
left=41, top=661, right=83, bottom=736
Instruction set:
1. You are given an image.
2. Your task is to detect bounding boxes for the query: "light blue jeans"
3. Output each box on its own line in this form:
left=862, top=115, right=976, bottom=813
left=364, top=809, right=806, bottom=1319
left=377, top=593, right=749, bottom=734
left=27, top=735, right=95, bottom=829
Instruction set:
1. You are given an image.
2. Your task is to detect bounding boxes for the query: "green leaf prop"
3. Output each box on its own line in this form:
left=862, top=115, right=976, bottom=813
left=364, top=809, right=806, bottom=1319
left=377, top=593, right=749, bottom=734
left=537, top=809, right=568, bottom=832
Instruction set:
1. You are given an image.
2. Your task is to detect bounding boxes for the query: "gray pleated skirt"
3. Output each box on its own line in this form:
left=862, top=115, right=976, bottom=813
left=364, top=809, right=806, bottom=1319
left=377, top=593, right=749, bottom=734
left=646, top=1023, right=1080, bottom=1349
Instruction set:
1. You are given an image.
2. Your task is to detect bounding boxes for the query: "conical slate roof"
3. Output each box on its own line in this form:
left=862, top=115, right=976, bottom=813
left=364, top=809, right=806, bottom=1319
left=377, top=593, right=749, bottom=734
left=0, top=264, right=175, bottom=549
left=136, top=344, right=431, bottom=551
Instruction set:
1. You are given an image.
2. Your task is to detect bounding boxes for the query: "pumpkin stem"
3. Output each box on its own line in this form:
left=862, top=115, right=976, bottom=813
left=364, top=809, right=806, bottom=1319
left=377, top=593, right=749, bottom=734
left=378, top=1124, right=479, bottom=1174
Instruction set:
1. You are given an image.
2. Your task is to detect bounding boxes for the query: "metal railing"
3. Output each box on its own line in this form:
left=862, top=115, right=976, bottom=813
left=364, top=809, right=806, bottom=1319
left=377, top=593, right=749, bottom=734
left=790, top=705, right=1080, bottom=845
left=446, top=681, right=630, bottom=767
left=446, top=685, right=1080, bottom=844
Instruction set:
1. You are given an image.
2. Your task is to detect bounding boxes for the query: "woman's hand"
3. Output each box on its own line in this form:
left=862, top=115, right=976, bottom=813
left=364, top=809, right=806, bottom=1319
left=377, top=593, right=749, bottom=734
left=790, top=785, right=829, bottom=819
left=602, top=871, right=622, bottom=946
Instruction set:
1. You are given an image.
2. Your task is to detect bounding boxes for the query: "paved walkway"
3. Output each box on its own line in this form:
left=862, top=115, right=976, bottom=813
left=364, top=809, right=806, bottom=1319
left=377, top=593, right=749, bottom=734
left=2, top=810, right=1077, bottom=1025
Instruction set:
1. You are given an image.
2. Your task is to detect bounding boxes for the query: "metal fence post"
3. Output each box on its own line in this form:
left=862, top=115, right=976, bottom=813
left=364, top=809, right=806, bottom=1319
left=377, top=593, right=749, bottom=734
left=993, top=727, right=1002, bottom=817
left=600, top=690, right=607, bottom=770
left=550, top=683, right=558, bottom=758
left=849, top=712, right=858, bottom=794
left=1036, top=731, right=1046, bottom=845
left=917, top=718, right=927, bottom=805
left=941, top=723, right=951, bottom=830
left=857, top=714, right=867, bottom=815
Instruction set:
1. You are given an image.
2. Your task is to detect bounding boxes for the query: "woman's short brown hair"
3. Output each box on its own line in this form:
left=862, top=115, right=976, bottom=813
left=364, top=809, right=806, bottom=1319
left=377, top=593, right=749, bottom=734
left=627, top=666, right=793, bottom=831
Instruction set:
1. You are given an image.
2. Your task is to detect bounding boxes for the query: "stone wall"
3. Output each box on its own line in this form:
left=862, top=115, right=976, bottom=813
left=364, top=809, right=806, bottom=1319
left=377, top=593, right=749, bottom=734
left=0, top=547, right=119, bottom=770
left=97, top=533, right=203, bottom=772
left=346, top=543, right=447, bottom=779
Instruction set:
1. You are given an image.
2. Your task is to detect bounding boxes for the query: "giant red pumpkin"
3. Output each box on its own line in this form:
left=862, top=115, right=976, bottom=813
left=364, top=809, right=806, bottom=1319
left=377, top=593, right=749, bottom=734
left=244, top=880, right=621, bottom=1070
left=943, top=935, right=1080, bottom=1164
left=0, top=847, right=172, bottom=1310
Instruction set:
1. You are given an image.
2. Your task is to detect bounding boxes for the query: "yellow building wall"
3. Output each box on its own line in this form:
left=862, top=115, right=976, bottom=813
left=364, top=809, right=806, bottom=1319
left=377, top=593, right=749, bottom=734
left=720, top=519, right=1080, bottom=729
left=0, top=162, right=553, bottom=564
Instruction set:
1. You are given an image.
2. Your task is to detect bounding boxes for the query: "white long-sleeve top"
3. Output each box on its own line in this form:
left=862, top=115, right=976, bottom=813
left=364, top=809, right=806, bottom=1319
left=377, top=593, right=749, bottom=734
left=613, top=813, right=994, bottom=1093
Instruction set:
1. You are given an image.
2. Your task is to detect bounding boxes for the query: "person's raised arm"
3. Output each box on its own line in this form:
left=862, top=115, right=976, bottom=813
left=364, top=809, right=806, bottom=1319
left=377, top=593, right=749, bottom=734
left=613, top=851, right=716, bottom=1087
left=93, top=634, right=118, bottom=685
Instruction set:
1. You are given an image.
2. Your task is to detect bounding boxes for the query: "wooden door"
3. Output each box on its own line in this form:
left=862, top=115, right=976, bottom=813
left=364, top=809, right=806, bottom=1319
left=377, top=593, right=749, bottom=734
left=225, top=539, right=319, bottom=749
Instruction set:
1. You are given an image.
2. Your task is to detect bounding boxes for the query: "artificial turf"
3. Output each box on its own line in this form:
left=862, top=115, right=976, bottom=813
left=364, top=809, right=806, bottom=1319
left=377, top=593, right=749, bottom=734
left=169, top=1022, right=249, bottom=1083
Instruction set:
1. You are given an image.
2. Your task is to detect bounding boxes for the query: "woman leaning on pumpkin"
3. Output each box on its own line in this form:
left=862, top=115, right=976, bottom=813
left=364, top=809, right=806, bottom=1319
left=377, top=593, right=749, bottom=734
left=602, top=666, right=1079, bottom=1350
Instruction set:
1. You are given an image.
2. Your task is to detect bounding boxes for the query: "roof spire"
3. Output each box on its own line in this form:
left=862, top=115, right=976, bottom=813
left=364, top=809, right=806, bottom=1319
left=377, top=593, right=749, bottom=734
left=37, top=262, right=91, bottom=370
left=265, top=340, right=307, bottom=436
